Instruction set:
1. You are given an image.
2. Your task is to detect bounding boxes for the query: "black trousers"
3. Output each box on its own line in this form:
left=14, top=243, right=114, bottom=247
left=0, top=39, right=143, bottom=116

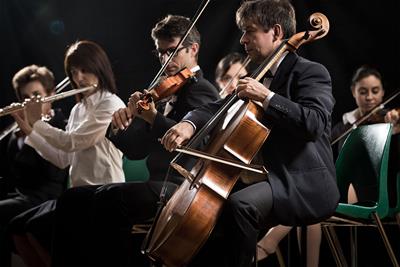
left=51, top=181, right=178, bottom=267
left=0, top=194, right=47, bottom=267
left=53, top=180, right=273, bottom=267
left=190, top=180, right=274, bottom=267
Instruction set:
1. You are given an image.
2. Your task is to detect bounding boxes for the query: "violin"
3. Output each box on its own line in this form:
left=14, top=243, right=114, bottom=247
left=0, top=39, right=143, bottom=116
left=331, top=90, right=400, bottom=145
left=136, top=68, right=197, bottom=112
left=365, top=107, right=400, bottom=124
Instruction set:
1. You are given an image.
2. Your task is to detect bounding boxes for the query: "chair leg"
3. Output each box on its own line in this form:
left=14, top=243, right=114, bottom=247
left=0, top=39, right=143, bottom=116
left=349, top=226, right=357, bottom=267
left=321, top=225, right=348, bottom=267
left=371, top=212, right=399, bottom=267
left=395, top=212, right=400, bottom=232
left=275, top=246, right=286, bottom=267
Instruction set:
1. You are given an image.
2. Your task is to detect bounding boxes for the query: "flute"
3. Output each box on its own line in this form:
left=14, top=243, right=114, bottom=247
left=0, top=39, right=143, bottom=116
left=0, top=84, right=97, bottom=118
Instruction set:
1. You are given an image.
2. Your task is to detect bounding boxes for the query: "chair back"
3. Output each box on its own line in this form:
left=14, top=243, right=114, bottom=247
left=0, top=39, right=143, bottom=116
left=122, top=156, right=150, bottom=182
left=335, top=123, right=392, bottom=218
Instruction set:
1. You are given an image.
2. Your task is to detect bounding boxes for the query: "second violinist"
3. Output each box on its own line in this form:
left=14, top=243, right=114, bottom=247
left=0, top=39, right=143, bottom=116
left=332, top=65, right=400, bottom=154
left=331, top=65, right=400, bottom=205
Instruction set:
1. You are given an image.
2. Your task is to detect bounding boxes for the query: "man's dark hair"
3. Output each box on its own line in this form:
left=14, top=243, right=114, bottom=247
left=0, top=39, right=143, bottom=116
left=236, top=0, right=296, bottom=39
left=12, top=65, right=55, bottom=101
left=151, top=15, right=201, bottom=49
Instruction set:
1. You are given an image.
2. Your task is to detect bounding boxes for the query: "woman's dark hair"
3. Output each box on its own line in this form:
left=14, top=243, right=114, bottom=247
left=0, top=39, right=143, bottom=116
left=215, top=52, right=247, bottom=81
left=12, top=64, right=55, bottom=101
left=64, top=40, right=117, bottom=94
left=351, top=65, right=383, bottom=89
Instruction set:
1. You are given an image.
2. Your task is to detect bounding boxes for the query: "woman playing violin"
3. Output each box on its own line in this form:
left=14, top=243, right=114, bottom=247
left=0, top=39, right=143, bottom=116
left=161, top=1, right=339, bottom=266
left=332, top=65, right=400, bottom=204
left=332, top=65, right=400, bottom=154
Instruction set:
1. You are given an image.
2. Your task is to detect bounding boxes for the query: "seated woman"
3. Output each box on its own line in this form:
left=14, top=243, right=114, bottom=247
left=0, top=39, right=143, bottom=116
left=332, top=65, right=399, bottom=203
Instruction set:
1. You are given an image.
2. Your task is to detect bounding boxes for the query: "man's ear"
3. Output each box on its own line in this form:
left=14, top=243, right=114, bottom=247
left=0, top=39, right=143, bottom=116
left=189, top=43, right=199, bottom=58
left=272, top=24, right=284, bottom=41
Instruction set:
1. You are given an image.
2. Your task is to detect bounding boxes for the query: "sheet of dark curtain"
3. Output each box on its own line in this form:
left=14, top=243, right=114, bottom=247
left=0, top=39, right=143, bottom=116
left=1, top=0, right=399, bottom=127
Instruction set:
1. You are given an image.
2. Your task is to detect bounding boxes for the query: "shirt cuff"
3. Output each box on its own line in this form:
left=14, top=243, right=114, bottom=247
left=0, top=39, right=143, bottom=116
left=181, top=120, right=197, bottom=132
left=25, top=129, right=46, bottom=150
left=262, top=91, right=275, bottom=110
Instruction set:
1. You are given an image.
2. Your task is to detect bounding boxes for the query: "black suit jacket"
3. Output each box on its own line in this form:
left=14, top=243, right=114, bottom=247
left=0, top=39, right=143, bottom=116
left=183, top=53, right=340, bottom=225
left=108, top=70, right=220, bottom=184
left=0, top=109, right=68, bottom=201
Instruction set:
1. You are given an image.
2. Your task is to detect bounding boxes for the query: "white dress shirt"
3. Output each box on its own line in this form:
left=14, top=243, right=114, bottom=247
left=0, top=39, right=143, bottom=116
left=26, top=90, right=126, bottom=187
left=261, top=51, right=288, bottom=110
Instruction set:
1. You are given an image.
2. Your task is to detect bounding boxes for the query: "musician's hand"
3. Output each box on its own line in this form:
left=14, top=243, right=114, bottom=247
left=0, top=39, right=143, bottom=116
left=131, top=90, right=157, bottom=125
left=385, top=108, right=400, bottom=135
left=11, top=110, right=32, bottom=135
left=236, top=77, right=270, bottom=102
left=24, top=95, right=43, bottom=126
left=112, top=107, right=133, bottom=130
left=161, top=121, right=195, bottom=152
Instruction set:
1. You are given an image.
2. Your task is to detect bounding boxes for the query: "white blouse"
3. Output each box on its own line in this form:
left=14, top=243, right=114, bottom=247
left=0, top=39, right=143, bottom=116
left=26, top=90, right=126, bottom=187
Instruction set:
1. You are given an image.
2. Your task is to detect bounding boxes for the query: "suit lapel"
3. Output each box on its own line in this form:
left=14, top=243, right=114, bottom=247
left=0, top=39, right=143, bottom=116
left=269, top=52, right=298, bottom=93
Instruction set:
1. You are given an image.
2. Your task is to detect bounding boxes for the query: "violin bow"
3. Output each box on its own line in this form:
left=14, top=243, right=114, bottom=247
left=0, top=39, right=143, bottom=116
left=331, top=89, right=400, bottom=145
left=148, top=0, right=211, bottom=89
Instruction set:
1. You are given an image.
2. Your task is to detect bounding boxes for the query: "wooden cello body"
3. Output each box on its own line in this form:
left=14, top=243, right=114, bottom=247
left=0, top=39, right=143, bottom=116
left=146, top=101, right=270, bottom=267
left=144, top=12, right=330, bottom=267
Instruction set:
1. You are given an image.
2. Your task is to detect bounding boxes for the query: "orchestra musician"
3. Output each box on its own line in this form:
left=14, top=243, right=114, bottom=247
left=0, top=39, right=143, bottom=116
left=215, top=52, right=249, bottom=98
left=8, top=40, right=126, bottom=267
left=214, top=49, right=323, bottom=267
left=0, top=65, right=68, bottom=267
left=332, top=65, right=400, bottom=204
left=48, top=15, right=219, bottom=267
left=161, top=1, right=340, bottom=266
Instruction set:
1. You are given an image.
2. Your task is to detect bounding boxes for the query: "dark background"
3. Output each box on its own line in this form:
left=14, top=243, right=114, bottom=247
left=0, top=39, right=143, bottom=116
left=1, top=0, right=399, bottom=130
left=1, top=1, right=399, bottom=266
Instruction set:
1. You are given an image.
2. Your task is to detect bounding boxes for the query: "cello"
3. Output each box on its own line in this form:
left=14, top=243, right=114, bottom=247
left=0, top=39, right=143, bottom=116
left=143, top=13, right=330, bottom=267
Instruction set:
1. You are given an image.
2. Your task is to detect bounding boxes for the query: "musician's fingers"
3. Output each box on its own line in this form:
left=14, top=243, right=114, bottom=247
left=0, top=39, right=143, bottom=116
left=112, top=109, right=125, bottom=130
left=162, top=129, right=179, bottom=152
left=160, top=129, right=173, bottom=149
left=127, top=101, right=138, bottom=117
left=11, top=112, right=23, bottom=123
left=129, top=92, right=142, bottom=104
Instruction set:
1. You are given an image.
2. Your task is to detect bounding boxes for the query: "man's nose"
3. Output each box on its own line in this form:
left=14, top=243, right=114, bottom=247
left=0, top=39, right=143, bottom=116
left=240, top=33, right=248, bottom=45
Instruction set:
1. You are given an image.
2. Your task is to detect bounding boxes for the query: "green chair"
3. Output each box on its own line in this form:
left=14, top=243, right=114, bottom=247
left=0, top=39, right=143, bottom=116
left=322, top=123, right=399, bottom=267
left=387, top=133, right=400, bottom=229
left=122, top=156, right=149, bottom=182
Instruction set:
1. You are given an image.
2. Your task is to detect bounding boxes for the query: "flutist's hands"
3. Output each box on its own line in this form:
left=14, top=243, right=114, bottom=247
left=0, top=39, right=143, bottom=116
left=11, top=109, right=32, bottom=135
left=24, top=95, right=43, bottom=126
left=161, top=121, right=195, bottom=152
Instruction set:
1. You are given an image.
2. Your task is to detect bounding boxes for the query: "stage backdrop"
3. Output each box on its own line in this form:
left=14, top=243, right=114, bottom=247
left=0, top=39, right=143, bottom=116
left=1, top=0, right=399, bottom=129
